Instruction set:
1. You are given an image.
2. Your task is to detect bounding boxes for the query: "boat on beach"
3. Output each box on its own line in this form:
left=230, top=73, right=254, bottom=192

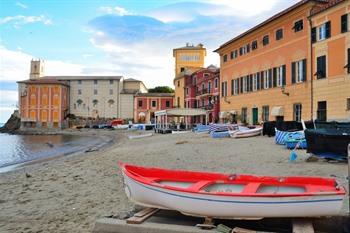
left=119, top=163, right=345, bottom=219
left=128, top=133, right=153, bottom=140
left=229, top=126, right=263, bottom=138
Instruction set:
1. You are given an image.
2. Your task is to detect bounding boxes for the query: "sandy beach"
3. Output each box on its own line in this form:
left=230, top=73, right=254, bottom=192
left=0, top=130, right=348, bottom=232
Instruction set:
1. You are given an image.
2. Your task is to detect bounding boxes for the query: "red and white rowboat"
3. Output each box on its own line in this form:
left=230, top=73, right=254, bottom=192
left=119, top=163, right=345, bottom=218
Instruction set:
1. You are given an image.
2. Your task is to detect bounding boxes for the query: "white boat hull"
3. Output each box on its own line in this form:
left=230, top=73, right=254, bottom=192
left=171, top=130, right=191, bottom=134
left=122, top=174, right=344, bottom=218
left=128, top=133, right=153, bottom=139
left=229, top=127, right=262, bottom=138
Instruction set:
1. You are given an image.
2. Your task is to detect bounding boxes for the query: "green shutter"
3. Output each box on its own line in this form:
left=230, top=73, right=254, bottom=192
left=291, top=62, right=296, bottom=84
left=325, top=21, right=331, bottom=38
left=302, top=59, right=307, bottom=81
left=282, top=65, right=286, bottom=86
left=341, top=14, right=348, bottom=33
left=273, top=68, right=277, bottom=87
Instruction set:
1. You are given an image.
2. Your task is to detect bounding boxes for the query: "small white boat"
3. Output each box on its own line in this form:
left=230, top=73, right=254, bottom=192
left=113, top=124, right=129, bottom=130
left=229, top=126, right=262, bottom=138
left=119, top=163, right=345, bottom=219
left=171, top=130, right=191, bottom=134
left=128, top=133, right=153, bottom=140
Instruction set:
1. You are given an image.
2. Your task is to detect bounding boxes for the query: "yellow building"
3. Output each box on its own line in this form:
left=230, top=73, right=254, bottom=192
left=173, top=43, right=206, bottom=108
left=310, top=0, right=350, bottom=121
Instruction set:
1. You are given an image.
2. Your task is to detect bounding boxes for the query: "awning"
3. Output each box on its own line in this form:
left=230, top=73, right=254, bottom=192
left=155, top=108, right=207, bottom=117
left=219, top=111, right=229, bottom=118
left=271, top=106, right=284, bottom=116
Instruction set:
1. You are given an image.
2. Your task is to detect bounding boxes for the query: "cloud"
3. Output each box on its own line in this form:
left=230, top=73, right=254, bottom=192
left=15, top=2, right=28, bottom=9
left=0, top=15, right=52, bottom=28
left=98, top=6, right=131, bottom=16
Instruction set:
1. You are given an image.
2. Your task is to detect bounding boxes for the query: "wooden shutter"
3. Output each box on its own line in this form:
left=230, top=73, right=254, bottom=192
left=231, top=79, right=234, bottom=95
left=282, top=65, right=286, bottom=86
left=268, top=69, right=272, bottom=88
left=348, top=48, right=350, bottom=73
left=237, top=79, right=240, bottom=94
left=260, top=71, right=264, bottom=89
left=302, top=59, right=307, bottom=81
left=249, top=75, right=253, bottom=92
left=341, top=14, right=348, bottom=33
left=257, top=72, right=260, bottom=90
left=325, top=21, right=331, bottom=39
left=311, top=27, right=316, bottom=43
left=291, top=62, right=296, bottom=84
left=240, top=77, right=243, bottom=93
left=273, top=68, right=277, bottom=87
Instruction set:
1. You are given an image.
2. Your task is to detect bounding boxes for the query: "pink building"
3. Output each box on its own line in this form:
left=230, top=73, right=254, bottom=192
left=134, top=93, right=174, bottom=123
left=184, top=65, right=220, bottom=123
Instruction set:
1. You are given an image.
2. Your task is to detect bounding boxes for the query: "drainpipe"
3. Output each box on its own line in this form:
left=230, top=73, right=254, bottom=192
left=308, top=6, right=315, bottom=122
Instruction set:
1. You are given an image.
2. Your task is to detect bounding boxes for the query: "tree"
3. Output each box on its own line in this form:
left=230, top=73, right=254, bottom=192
left=148, top=86, right=174, bottom=93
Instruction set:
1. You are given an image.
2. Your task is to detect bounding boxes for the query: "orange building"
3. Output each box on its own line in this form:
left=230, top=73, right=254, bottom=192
left=215, top=0, right=333, bottom=124
left=18, top=79, right=69, bottom=129
left=310, top=0, right=350, bottom=121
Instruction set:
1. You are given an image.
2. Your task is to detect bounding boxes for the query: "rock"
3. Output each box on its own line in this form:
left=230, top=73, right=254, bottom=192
left=0, top=110, right=20, bottom=133
left=306, top=155, right=319, bottom=162
left=25, top=173, right=32, bottom=178
left=175, top=140, right=188, bottom=145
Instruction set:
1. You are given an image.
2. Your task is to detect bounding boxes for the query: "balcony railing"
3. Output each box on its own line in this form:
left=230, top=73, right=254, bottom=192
left=196, top=89, right=211, bottom=96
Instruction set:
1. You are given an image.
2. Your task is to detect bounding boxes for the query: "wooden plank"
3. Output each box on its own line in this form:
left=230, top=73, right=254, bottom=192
left=126, top=208, right=159, bottom=224
left=292, top=219, right=314, bottom=233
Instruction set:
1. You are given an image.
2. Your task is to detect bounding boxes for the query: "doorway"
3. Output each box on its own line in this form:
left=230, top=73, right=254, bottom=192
left=252, top=107, right=258, bottom=125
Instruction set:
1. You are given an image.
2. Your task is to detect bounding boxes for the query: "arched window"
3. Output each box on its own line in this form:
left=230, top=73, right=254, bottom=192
left=76, top=99, right=83, bottom=107
left=92, top=99, right=98, bottom=107
left=107, top=99, right=115, bottom=107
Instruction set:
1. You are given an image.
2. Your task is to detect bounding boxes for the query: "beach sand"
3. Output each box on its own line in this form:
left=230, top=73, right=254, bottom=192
left=0, top=130, right=348, bottom=232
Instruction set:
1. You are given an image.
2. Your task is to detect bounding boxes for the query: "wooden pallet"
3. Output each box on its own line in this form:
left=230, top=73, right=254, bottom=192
left=126, top=208, right=159, bottom=224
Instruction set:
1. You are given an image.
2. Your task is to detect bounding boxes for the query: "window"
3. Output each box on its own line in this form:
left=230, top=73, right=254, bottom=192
left=316, top=55, right=326, bottom=79
left=232, top=79, right=239, bottom=96
left=186, top=88, right=189, bottom=95
left=276, top=28, right=283, bottom=40
left=108, top=99, right=115, bottom=107
left=230, top=50, right=238, bottom=59
left=245, top=44, right=250, bottom=53
left=252, top=73, right=258, bottom=91
left=318, top=22, right=331, bottom=41
left=208, top=81, right=211, bottom=93
left=177, top=97, right=180, bottom=107
left=92, top=99, right=98, bottom=107
left=262, top=106, right=269, bottom=122
left=243, top=76, right=248, bottom=93
left=151, top=100, right=157, bottom=108
left=263, top=70, right=272, bottom=89
left=241, top=108, right=247, bottom=123
left=223, top=54, right=228, bottom=62
left=275, top=65, right=285, bottom=87
left=78, top=80, right=82, bottom=84
left=214, top=78, right=218, bottom=88
left=293, top=103, right=302, bottom=122
left=341, top=14, right=348, bottom=33
left=109, top=89, right=113, bottom=95
left=166, top=100, right=170, bottom=108
left=94, top=89, right=98, bottom=95
left=138, top=100, right=143, bottom=107
left=317, top=101, right=327, bottom=121
left=347, top=98, right=350, bottom=110
left=180, top=67, right=185, bottom=72
left=94, top=80, right=98, bottom=84
left=109, top=80, right=114, bottom=84
left=177, top=81, right=180, bottom=87
left=262, top=35, right=269, bottom=46
left=292, top=59, right=306, bottom=83
left=203, top=73, right=209, bottom=78
left=294, top=19, right=303, bottom=32
left=78, top=89, right=82, bottom=95
left=221, top=81, right=227, bottom=97
left=252, top=40, right=258, bottom=50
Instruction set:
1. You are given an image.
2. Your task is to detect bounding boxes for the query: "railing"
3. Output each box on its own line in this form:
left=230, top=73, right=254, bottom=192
left=196, top=89, right=209, bottom=95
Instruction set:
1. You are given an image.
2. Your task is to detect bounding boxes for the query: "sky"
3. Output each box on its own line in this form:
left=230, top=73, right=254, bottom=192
left=0, top=0, right=299, bottom=123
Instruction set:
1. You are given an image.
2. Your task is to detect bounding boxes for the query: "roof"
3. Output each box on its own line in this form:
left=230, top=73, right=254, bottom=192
left=124, top=78, right=141, bottom=82
left=135, top=93, right=174, bottom=97
left=42, top=76, right=123, bottom=81
left=310, top=0, right=345, bottom=16
left=155, top=108, right=207, bottom=116
left=214, top=0, right=329, bottom=52
left=173, top=43, right=205, bottom=51
left=120, top=89, right=139, bottom=94
left=17, top=79, right=69, bottom=86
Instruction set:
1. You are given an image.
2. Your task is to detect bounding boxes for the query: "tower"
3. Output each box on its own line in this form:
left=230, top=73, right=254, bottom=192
left=30, top=59, right=45, bottom=79
left=173, top=43, right=206, bottom=77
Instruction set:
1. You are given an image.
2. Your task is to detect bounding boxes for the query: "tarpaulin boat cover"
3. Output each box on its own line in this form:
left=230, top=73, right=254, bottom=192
left=314, top=121, right=350, bottom=130
left=209, top=124, right=237, bottom=132
left=305, top=128, right=350, bottom=159
left=263, top=121, right=314, bottom=137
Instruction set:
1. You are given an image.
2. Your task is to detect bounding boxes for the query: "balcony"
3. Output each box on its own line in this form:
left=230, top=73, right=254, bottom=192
left=201, top=104, right=214, bottom=110
left=196, top=88, right=212, bottom=97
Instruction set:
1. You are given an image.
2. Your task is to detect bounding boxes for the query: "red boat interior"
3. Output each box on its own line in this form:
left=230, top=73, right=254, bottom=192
left=120, top=163, right=346, bottom=197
